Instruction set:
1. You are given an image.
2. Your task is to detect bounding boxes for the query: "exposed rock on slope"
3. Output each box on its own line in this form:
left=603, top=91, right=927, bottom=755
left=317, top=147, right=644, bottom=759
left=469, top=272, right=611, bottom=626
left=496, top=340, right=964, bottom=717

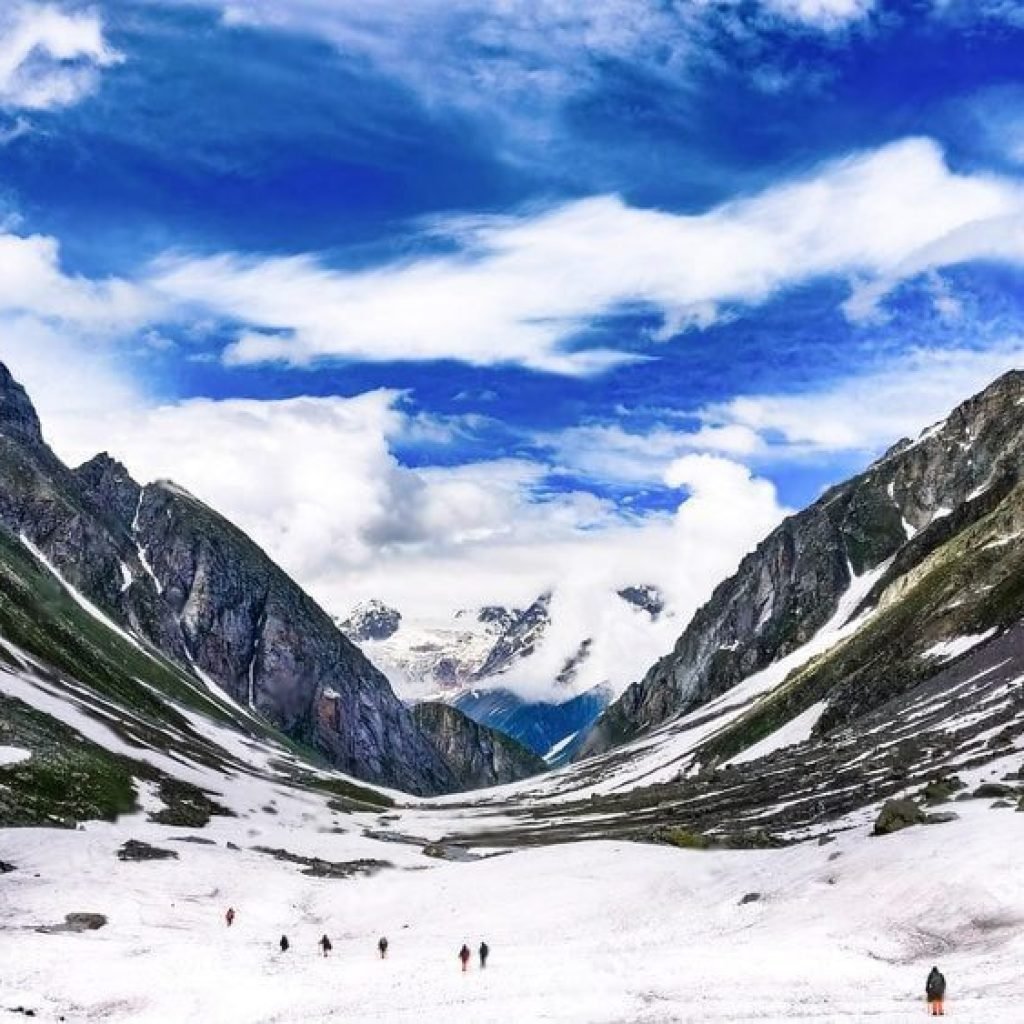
left=582, top=371, right=1024, bottom=758
left=411, top=702, right=547, bottom=790
left=0, top=362, right=455, bottom=795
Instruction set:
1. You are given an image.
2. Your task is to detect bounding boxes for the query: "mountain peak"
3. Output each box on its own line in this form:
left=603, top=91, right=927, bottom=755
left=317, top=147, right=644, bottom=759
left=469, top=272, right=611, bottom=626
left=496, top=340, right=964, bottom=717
left=341, top=599, right=403, bottom=642
left=74, top=452, right=142, bottom=529
left=0, top=363, right=43, bottom=445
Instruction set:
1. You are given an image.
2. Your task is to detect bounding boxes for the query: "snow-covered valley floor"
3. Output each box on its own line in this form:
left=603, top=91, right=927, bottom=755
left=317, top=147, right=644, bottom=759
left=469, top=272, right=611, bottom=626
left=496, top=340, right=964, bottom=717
left=1, top=800, right=1021, bottom=1023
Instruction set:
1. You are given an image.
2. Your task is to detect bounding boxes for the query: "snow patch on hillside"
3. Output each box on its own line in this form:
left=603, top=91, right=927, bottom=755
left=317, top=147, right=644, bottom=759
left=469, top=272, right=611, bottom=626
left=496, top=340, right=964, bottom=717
left=924, top=629, right=998, bottom=662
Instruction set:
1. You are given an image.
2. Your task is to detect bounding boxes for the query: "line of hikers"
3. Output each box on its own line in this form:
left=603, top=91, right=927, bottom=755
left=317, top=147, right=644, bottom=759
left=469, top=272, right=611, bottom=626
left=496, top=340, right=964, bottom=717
left=226, top=908, right=490, bottom=970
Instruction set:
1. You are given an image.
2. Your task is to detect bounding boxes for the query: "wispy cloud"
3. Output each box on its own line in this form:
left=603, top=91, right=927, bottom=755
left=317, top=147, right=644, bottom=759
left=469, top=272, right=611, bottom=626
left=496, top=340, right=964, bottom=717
left=150, top=138, right=1024, bottom=373
left=0, top=3, right=121, bottom=111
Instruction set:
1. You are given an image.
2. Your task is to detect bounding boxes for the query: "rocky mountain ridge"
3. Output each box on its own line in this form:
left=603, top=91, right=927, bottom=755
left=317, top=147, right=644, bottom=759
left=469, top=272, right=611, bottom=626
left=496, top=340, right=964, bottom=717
left=0, top=362, right=518, bottom=796
left=582, top=370, right=1024, bottom=760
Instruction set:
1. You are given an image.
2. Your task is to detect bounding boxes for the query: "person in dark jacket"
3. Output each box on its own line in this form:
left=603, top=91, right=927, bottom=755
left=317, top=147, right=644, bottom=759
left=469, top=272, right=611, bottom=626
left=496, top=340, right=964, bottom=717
left=279, top=935, right=290, bottom=953
left=459, top=944, right=471, bottom=972
left=478, top=941, right=489, bottom=969
left=225, top=907, right=235, bottom=928
left=926, top=966, right=946, bottom=1016
left=319, top=935, right=333, bottom=957
left=378, top=936, right=389, bottom=959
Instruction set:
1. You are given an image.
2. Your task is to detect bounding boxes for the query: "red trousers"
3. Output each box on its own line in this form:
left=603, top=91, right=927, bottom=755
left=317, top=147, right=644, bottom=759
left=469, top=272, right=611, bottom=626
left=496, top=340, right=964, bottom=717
left=928, top=998, right=945, bottom=1015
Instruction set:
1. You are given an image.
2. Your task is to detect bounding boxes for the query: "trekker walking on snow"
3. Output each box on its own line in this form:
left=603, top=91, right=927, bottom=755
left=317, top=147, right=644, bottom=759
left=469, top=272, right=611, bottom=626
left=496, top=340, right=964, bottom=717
left=926, top=966, right=946, bottom=1016
left=279, top=935, right=290, bottom=953
left=478, top=941, right=489, bottom=969
left=378, top=936, right=389, bottom=959
left=225, top=907, right=235, bottom=928
left=459, top=944, right=471, bottom=972
left=319, top=935, right=333, bottom=957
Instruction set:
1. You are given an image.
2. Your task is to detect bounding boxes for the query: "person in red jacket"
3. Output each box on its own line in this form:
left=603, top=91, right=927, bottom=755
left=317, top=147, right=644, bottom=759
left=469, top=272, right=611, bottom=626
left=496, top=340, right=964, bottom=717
left=459, top=944, right=471, bottom=972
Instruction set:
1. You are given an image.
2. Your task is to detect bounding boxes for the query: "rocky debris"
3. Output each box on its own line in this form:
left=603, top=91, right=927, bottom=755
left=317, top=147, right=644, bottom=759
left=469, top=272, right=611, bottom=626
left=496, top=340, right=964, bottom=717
left=339, top=599, right=402, bottom=643
left=251, top=846, right=390, bottom=878
left=169, top=835, right=217, bottom=845
left=411, top=702, right=547, bottom=790
left=583, top=370, right=1024, bottom=758
left=38, top=912, right=108, bottom=934
left=421, top=843, right=484, bottom=863
left=924, top=811, right=959, bottom=824
left=117, top=840, right=178, bottom=862
left=739, top=892, right=762, bottom=905
left=0, top=860, right=15, bottom=873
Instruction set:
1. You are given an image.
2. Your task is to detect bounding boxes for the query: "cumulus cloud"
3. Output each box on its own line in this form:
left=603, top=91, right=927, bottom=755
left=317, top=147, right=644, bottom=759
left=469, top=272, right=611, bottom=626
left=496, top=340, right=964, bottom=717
left=150, top=138, right=1024, bottom=373
left=0, top=3, right=121, bottom=111
left=33, top=376, right=786, bottom=702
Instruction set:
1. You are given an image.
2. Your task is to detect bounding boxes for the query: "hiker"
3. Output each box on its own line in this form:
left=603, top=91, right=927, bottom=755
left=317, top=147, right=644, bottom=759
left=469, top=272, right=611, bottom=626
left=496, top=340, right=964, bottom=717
left=378, top=936, right=389, bottom=959
left=225, top=907, right=235, bottom=928
left=478, top=941, right=489, bottom=969
left=926, top=966, right=946, bottom=1016
left=459, top=944, right=471, bottom=972
left=279, top=935, right=290, bottom=953
left=319, top=935, right=333, bottom=957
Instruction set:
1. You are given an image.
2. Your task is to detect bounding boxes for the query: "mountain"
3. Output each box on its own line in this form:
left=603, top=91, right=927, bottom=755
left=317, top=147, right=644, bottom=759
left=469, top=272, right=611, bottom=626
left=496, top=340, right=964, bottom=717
left=452, top=685, right=611, bottom=765
left=410, top=702, right=547, bottom=789
left=581, top=369, right=1024, bottom=764
left=341, top=584, right=666, bottom=759
left=340, top=599, right=402, bottom=643
left=0, top=363, right=462, bottom=796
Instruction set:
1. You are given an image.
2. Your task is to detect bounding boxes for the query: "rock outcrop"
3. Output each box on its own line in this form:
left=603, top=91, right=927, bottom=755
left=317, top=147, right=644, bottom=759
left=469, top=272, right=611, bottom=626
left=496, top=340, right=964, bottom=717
left=411, top=702, right=547, bottom=790
left=582, top=371, right=1024, bottom=757
left=0, top=362, right=457, bottom=795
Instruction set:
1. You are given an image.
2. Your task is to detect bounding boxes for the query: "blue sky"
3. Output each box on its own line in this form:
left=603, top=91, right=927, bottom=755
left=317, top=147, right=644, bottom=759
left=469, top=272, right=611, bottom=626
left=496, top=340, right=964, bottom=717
left=3, top=0, right=1024, bottom=678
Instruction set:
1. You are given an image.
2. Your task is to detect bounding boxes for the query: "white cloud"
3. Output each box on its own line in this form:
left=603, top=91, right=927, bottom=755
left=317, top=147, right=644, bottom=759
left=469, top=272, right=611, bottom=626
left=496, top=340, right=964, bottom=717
left=150, top=138, right=1024, bottom=373
left=762, top=0, right=874, bottom=28
left=540, top=342, right=1024, bottom=489
left=0, top=4, right=121, bottom=111
left=32, top=375, right=786, bottom=702
left=701, top=342, right=1024, bottom=455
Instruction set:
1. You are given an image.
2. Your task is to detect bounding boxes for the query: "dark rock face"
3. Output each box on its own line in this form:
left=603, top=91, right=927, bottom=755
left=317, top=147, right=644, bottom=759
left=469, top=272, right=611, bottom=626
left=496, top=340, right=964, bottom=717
left=73, top=453, right=142, bottom=530
left=127, top=483, right=454, bottom=796
left=0, top=364, right=43, bottom=445
left=0, top=361, right=463, bottom=796
left=583, top=371, right=1024, bottom=757
left=473, top=593, right=552, bottom=680
left=617, top=584, right=666, bottom=620
left=411, top=702, right=547, bottom=790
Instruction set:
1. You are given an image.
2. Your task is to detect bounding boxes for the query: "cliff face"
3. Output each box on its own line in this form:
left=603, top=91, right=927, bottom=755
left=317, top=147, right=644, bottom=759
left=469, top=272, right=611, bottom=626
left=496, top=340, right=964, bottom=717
left=411, top=702, right=547, bottom=790
left=0, top=363, right=457, bottom=795
left=581, top=370, right=1024, bottom=757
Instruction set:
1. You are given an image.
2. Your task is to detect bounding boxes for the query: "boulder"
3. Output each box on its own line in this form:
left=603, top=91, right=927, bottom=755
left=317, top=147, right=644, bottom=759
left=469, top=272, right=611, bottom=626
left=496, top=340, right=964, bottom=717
left=117, top=840, right=178, bottom=862
left=873, top=799, right=925, bottom=836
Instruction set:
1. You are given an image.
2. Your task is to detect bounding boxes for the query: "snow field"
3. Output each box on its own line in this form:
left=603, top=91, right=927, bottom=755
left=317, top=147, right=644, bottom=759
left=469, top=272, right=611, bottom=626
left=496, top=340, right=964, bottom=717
left=1, top=802, right=1021, bottom=1023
